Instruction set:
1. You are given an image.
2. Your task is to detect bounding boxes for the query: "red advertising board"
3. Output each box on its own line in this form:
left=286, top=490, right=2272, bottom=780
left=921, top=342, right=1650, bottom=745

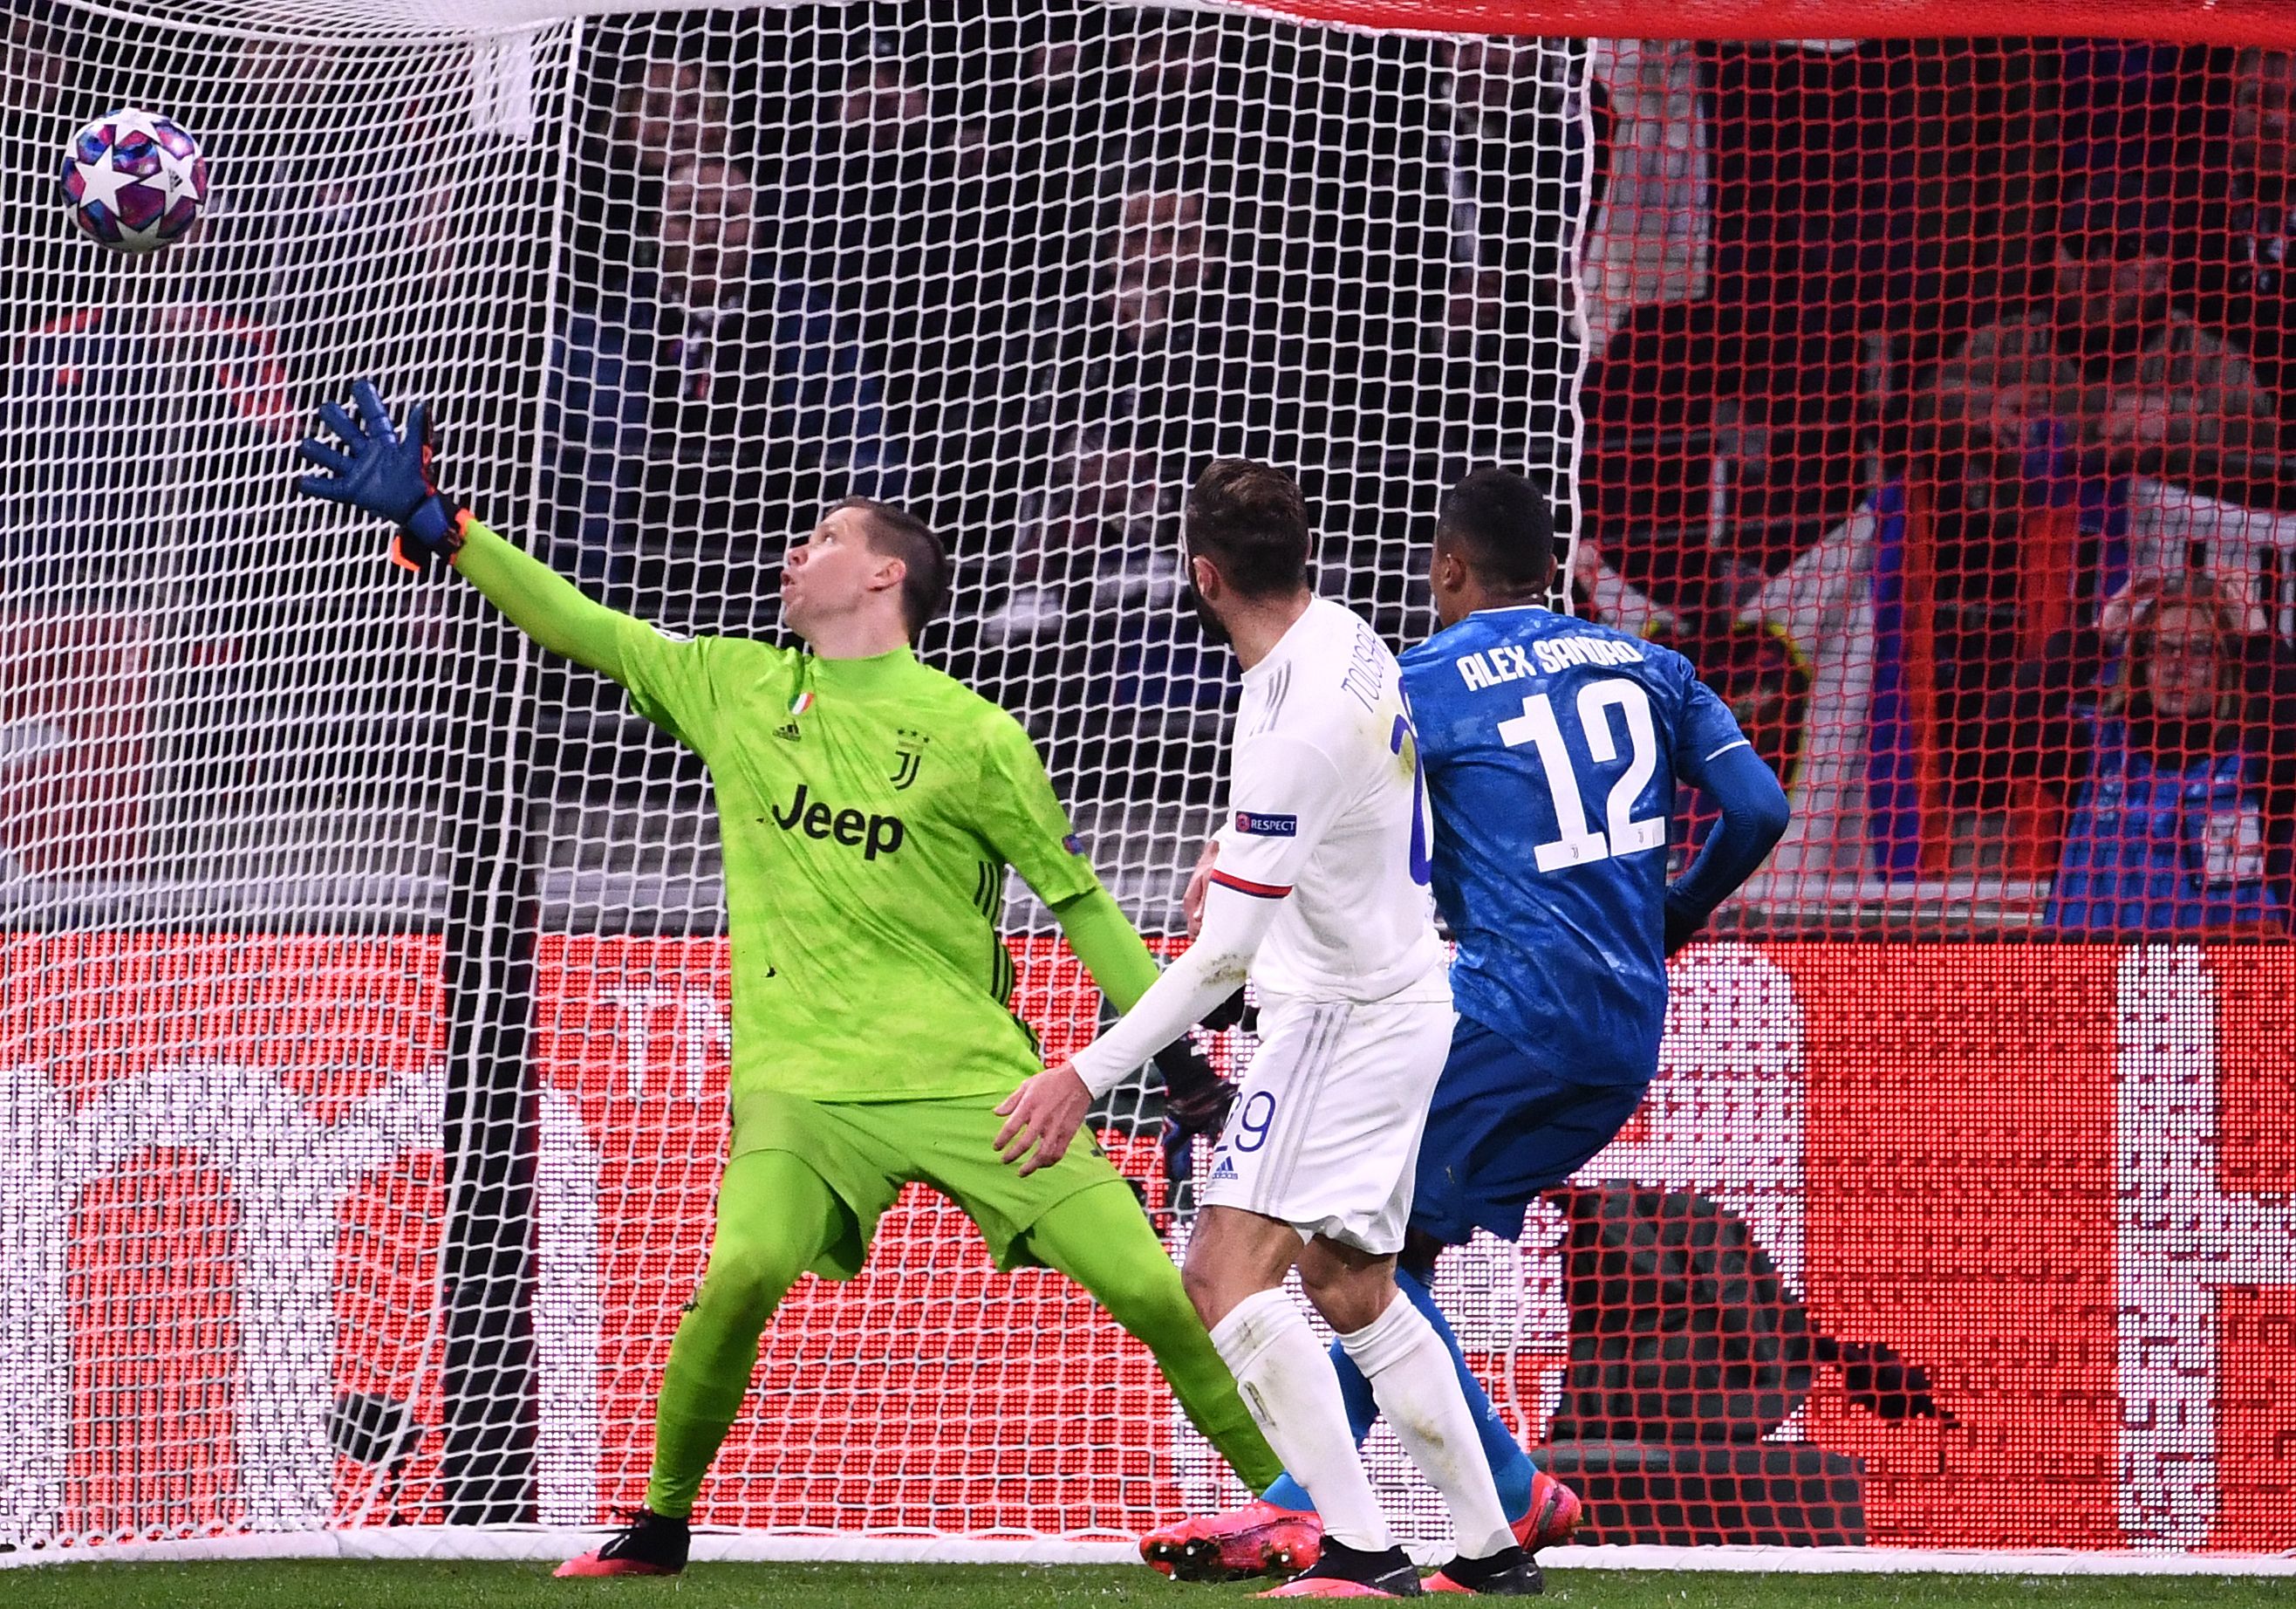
left=2, top=935, right=2291, bottom=1550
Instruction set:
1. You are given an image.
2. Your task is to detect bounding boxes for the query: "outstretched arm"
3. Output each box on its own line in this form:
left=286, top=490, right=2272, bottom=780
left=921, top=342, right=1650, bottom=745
left=293, top=379, right=666, bottom=688
left=1064, top=880, right=1280, bottom=1096
left=452, top=520, right=657, bottom=684
left=995, top=732, right=1341, bottom=1175
left=1051, top=885, right=1240, bottom=1139
left=996, top=880, right=1281, bottom=1176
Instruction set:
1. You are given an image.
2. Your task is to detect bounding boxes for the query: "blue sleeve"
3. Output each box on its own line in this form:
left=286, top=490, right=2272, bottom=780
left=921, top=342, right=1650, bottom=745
left=1667, top=734, right=1791, bottom=924
left=1671, top=671, right=1753, bottom=779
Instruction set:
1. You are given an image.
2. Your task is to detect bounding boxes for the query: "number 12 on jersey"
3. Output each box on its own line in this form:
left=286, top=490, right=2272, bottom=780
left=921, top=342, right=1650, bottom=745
left=1498, top=677, right=1664, bottom=873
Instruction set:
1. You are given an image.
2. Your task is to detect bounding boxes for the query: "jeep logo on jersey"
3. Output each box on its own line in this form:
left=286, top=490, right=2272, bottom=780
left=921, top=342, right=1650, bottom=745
left=766, top=785, right=907, bottom=859
left=890, top=727, right=930, bottom=791
left=1234, top=811, right=1298, bottom=837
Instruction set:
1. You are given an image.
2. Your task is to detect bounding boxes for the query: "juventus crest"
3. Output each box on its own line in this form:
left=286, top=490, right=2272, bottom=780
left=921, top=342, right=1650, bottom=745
left=890, top=728, right=930, bottom=791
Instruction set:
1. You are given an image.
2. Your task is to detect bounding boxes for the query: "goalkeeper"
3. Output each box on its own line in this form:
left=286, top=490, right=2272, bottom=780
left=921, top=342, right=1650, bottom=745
left=295, top=381, right=1280, bottom=1574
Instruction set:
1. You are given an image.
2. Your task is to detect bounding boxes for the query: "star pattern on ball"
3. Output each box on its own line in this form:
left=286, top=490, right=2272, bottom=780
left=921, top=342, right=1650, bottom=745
left=71, top=155, right=137, bottom=216
left=156, top=143, right=203, bottom=198
left=108, top=108, right=162, bottom=144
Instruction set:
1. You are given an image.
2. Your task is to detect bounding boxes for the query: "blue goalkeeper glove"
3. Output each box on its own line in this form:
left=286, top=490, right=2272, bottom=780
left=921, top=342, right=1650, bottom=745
left=295, top=378, right=467, bottom=574
left=1153, top=1037, right=1236, bottom=1202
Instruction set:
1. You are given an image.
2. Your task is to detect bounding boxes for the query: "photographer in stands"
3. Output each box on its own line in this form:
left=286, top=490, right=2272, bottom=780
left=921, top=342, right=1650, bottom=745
left=1984, top=571, right=2296, bottom=933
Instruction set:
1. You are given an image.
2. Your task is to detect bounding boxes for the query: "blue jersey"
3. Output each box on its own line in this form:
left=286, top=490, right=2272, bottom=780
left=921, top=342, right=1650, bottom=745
left=2047, top=715, right=2288, bottom=935
left=1399, top=607, right=1751, bottom=1084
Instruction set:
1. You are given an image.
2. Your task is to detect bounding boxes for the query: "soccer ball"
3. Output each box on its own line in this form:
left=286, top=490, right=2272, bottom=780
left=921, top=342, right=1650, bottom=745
left=59, top=109, right=208, bottom=254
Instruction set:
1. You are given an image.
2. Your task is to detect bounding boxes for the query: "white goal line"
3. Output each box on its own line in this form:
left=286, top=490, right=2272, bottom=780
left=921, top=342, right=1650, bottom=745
left=5, top=1528, right=2293, bottom=1576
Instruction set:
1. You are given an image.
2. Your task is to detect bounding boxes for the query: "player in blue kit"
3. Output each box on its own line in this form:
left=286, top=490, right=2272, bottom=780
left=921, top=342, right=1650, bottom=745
left=1144, top=469, right=1790, bottom=1585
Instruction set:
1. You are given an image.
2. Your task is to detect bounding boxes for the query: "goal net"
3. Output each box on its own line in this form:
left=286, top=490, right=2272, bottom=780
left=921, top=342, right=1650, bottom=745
left=2, top=0, right=2293, bottom=1567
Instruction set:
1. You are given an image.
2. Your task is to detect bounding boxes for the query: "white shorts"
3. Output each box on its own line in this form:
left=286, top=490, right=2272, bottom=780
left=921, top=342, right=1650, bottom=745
left=1199, top=988, right=1456, bottom=1255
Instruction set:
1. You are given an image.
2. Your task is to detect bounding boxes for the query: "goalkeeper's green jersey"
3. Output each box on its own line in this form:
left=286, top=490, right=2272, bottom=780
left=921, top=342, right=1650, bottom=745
left=612, top=626, right=1102, bottom=1103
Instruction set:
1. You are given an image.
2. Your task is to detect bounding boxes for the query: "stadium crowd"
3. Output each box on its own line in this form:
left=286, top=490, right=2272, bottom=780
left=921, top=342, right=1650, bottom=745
left=1573, top=40, right=2296, bottom=928
left=3, top=4, right=2293, bottom=932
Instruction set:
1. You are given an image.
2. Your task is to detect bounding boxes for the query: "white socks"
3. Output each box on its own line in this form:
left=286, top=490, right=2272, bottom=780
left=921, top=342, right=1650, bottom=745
left=1340, top=1295, right=1515, bottom=1560
left=1210, top=1287, right=1517, bottom=1561
left=1210, top=1289, right=1395, bottom=1552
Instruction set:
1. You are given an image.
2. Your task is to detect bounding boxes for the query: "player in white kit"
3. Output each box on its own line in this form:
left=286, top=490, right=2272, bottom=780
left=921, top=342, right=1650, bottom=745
left=995, top=461, right=1536, bottom=1598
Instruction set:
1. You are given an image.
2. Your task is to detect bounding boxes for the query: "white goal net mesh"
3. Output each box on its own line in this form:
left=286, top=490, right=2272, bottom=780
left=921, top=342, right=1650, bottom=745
left=7, top=0, right=2294, bottom=1567
left=1, top=0, right=1589, bottom=1555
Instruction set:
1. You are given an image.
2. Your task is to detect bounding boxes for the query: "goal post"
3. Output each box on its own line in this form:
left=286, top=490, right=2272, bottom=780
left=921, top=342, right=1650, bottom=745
left=2, top=0, right=2293, bottom=1569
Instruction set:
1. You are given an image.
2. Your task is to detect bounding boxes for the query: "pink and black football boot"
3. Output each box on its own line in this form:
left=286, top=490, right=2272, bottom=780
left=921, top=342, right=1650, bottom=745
left=1258, top=1538, right=1423, bottom=1599
left=1140, top=1498, right=1325, bottom=1582
left=1424, top=1544, right=1544, bottom=1595
left=553, top=1508, right=689, bottom=1578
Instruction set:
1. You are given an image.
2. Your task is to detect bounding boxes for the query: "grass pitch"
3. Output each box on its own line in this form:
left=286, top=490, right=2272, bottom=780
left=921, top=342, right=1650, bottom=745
left=6, top=1562, right=2291, bottom=1609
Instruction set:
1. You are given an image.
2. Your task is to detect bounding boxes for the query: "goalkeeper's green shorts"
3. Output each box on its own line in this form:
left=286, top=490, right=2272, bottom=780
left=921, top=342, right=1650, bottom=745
left=728, top=1086, right=1129, bottom=1278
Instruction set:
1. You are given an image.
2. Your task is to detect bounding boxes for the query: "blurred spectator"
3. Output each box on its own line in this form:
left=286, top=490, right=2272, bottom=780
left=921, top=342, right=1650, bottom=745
left=1961, top=170, right=2282, bottom=499
left=1112, top=188, right=1212, bottom=336
left=7, top=304, right=292, bottom=601
left=2192, top=49, right=2296, bottom=440
left=200, top=37, right=336, bottom=321
left=981, top=409, right=1225, bottom=803
left=1580, top=39, right=1708, bottom=354
left=798, top=47, right=939, bottom=331
left=987, top=183, right=1226, bottom=634
left=1700, top=38, right=2053, bottom=376
left=1, top=3, right=67, bottom=120
left=980, top=7, right=1115, bottom=311
left=2, top=1, right=78, bottom=348
left=1982, top=572, right=2296, bottom=932
left=552, top=152, right=901, bottom=621
left=617, top=53, right=733, bottom=171
left=1001, top=422, right=1172, bottom=614
left=836, top=51, right=933, bottom=151
left=210, top=39, right=482, bottom=367
left=2124, top=476, right=2296, bottom=640
left=1742, top=348, right=2125, bottom=881
left=778, top=41, right=1038, bottom=540
left=1971, top=161, right=2296, bottom=630
left=2228, top=47, right=2296, bottom=224
left=975, top=179, right=1254, bottom=797
left=577, top=51, right=734, bottom=306
left=1701, top=42, right=1867, bottom=325
left=1013, top=181, right=1238, bottom=484
left=1434, top=38, right=1603, bottom=477
left=1582, top=302, right=1864, bottom=594
left=1104, top=16, right=1233, bottom=171
left=2054, top=43, right=2217, bottom=184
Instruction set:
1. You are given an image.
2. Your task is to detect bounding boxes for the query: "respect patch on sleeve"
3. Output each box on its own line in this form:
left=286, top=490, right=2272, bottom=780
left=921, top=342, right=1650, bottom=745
left=1233, top=811, right=1299, bottom=837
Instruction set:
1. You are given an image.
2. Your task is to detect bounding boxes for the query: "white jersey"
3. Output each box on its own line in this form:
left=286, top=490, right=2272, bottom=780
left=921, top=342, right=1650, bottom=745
left=1209, top=596, right=1448, bottom=1003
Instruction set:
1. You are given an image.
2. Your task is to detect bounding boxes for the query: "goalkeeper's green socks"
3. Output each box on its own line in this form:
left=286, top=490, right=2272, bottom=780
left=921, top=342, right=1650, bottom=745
left=644, top=1150, right=845, bottom=1517
left=646, top=1402, right=738, bottom=1522
left=644, top=1153, right=1288, bottom=1516
left=1019, top=1179, right=1287, bottom=1496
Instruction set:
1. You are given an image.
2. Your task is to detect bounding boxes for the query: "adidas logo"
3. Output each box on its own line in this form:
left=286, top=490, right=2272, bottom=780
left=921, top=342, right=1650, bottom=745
left=774, top=721, right=802, bottom=742
left=1209, top=1155, right=1238, bottom=1182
